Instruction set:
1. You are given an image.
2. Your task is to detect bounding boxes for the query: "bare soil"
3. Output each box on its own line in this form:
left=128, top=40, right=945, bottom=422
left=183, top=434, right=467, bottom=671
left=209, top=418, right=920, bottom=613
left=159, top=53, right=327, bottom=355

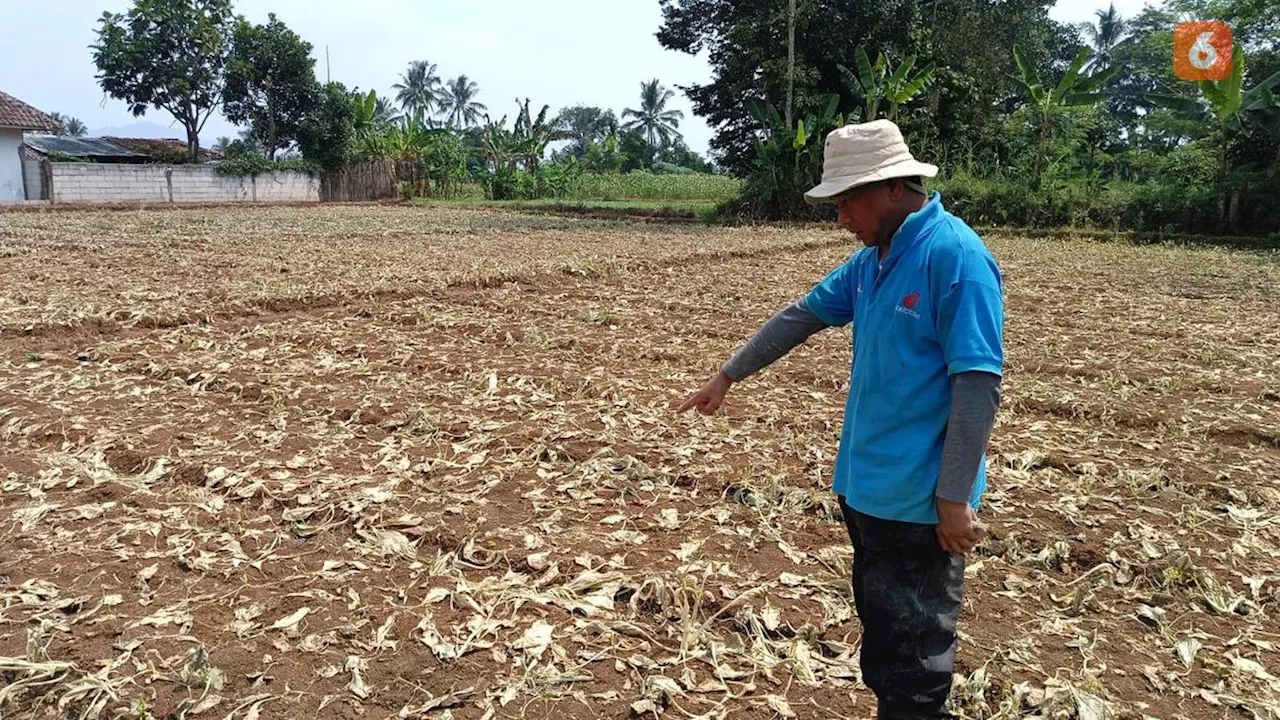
left=1, top=204, right=1278, bottom=720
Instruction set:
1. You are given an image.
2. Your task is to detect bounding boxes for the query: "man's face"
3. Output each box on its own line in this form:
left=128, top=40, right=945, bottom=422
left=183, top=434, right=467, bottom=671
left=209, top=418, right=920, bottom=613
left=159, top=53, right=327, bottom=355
left=835, top=181, right=897, bottom=247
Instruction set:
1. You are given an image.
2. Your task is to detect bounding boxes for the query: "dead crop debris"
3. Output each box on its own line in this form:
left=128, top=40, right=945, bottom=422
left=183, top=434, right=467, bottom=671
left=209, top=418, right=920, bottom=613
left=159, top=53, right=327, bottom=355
left=1, top=204, right=1278, bottom=719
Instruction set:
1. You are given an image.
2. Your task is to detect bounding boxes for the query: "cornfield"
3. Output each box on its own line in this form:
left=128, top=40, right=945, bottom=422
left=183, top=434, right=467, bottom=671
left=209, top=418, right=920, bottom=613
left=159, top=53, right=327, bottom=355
left=0, top=204, right=1278, bottom=720
left=567, top=171, right=743, bottom=202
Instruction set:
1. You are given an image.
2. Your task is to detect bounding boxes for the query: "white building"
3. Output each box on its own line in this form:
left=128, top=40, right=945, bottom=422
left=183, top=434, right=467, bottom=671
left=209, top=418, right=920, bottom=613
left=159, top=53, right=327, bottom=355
left=0, top=90, right=57, bottom=203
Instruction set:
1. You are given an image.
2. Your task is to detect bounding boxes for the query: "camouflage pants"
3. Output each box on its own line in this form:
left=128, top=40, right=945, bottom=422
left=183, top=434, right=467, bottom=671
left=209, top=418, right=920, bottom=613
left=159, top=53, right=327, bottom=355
left=840, top=500, right=966, bottom=720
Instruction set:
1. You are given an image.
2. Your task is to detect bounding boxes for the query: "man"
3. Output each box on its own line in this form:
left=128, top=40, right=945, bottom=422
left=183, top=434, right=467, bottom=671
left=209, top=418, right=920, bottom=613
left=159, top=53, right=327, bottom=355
left=677, top=120, right=1004, bottom=719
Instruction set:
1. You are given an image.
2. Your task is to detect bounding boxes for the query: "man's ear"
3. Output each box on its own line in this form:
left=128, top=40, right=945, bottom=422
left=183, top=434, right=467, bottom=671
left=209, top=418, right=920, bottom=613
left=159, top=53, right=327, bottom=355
left=886, top=178, right=906, bottom=203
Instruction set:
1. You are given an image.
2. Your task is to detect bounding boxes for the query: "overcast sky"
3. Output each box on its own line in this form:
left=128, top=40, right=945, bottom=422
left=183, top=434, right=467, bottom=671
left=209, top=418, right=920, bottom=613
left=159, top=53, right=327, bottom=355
left=1, top=0, right=1157, bottom=155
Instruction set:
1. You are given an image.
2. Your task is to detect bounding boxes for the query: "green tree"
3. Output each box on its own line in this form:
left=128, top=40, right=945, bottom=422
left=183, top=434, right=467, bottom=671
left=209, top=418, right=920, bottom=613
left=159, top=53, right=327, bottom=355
left=617, top=129, right=650, bottom=172
left=222, top=13, right=320, bottom=160
left=839, top=46, right=935, bottom=121
left=656, top=138, right=712, bottom=172
left=349, top=89, right=392, bottom=158
left=512, top=98, right=565, bottom=174
left=1106, top=6, right=1181, bottom=142
left=213, top=128, right=262, bottom=157
left=736, top=93, right=842, bottom=220
left=583, top=132, right=625, bottom=172
left=1012, top=45, right=1120, bottom=187
left=91, top=0, right=234, bottom=162
left=555, top=105, right=618, bottom=158
left=1080, top=2, right=1128, bottom=68
left=477, top=99, right=569, bottom=198
left=422, top=130, right=469, bottom=197
left=440, top=75, right=487, bottom=128
left=47, top=112, right=88, bottom=137
left=392, top=60, right=443, bottom=117
left=374, top=96, right=401, bottom=125
left=297, top=81, right=356, bottom=170
left=1168, top=0, right=1279, bottom=50
left=1149, top=43, right=1280, bottom=228
left=915, top=0, right=1075, bottom=170
left=657, top=0, right=1067, bottom=175
left=622, top=79, right=685, bottom=165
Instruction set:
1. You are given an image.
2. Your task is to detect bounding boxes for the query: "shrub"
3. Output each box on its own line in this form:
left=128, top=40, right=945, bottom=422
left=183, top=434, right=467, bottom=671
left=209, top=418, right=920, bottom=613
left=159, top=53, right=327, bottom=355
left=933, top=168, right=1274, bottom=235
left=215, top=154, right=317, bottom=177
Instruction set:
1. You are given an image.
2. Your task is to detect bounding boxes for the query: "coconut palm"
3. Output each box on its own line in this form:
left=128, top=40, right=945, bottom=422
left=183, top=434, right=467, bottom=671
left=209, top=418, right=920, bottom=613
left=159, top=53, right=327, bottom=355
left=392, top=60, right=443, bottom=116
left=1080, top=3, right=1128, bottom=68
left=621, top=79, right=684, bottom=164
left=47, top=112, right=88, bottom=137
left=374, top=96, right=402, bottom=125
left=440, top=75, right=487, bottom=128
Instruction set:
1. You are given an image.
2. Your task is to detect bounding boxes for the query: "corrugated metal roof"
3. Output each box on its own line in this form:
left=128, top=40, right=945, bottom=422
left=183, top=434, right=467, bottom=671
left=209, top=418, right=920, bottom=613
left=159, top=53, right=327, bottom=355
left=104, top=136, right=224, bottom=162
left=23, top=135, right=148, bottom=158
left=0, top=90, right=57, bottom=130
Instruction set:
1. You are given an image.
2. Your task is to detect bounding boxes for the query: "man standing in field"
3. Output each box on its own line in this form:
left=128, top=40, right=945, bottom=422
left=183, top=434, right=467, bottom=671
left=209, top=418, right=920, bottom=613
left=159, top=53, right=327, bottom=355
left=678, top=120, right=1004, bottom=719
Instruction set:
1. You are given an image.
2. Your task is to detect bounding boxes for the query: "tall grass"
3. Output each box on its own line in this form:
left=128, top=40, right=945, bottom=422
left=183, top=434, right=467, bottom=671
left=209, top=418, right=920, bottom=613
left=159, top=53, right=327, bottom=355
left=567, top=172, right=742, bottom=202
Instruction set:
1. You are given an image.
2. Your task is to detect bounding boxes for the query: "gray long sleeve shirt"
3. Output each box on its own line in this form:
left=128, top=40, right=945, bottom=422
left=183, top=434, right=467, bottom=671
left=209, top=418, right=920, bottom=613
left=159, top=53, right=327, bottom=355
left=722, top=297, right=1000, bottom=505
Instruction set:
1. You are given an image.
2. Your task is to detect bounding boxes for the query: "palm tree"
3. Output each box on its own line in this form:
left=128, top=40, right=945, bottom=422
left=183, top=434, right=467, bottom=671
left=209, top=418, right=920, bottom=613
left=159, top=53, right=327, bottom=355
left=621, top=79, right=684, bottom=164
left=47, top=112, right=88, bottom=137
left=392, top=60, right=443, bottom=116
left=374, top=96, right=402, bottom=125
left=62, top=117, right=88, bottom=137
left=1080, top=3, right=1128, bottom=68
left=440, top=75, right=487, bottom=127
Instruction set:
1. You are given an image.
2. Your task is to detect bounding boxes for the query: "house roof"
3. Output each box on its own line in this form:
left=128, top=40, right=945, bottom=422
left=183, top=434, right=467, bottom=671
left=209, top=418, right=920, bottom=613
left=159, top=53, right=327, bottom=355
left=103, top=136, right=224, bottom=162
left=0, top=90, right=57, bottom=131
left=24, top=135, right=147, bottom=159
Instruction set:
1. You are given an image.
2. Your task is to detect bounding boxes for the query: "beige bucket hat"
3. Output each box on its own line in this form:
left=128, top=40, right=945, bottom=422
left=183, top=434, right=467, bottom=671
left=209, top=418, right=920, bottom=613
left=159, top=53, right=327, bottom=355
left=803, top=119, right=938, bottom=205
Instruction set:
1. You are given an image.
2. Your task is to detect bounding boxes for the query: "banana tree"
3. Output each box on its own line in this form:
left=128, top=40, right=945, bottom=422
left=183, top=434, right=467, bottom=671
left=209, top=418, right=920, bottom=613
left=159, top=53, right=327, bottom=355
left=1012, top=45, right=1120, bottom=188
left=1147, top=42, right=1280, bottom=228
left=512, top=98, right=568, bottom=175
left=838, top=47, right=935, bottom=123
left=383, top=108, right=439, bottom=195
left=741, top=93, right=842, bottom=219
left=479, top=113, right=520, bottom=199
left=350, top=89, right=390, bottom=158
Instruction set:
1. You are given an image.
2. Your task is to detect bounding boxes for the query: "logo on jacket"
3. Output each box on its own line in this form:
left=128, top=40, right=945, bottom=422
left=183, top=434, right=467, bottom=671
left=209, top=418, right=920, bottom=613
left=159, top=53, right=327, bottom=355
left=897, top=290, right=921, bottom=319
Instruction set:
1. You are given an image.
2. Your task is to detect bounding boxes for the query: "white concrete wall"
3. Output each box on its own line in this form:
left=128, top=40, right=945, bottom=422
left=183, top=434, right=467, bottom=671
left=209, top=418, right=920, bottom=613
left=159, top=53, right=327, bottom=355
left=167, top=164, right=252, bottom=203
left=50, top=163, right=168, bottom=204
left=47, top=163, right=319, bottom=204
left=0, top=129, right=26, bottom=203
left=22, top=156, right=45, bottom=200
left=252, top=171, right=322, bottom=202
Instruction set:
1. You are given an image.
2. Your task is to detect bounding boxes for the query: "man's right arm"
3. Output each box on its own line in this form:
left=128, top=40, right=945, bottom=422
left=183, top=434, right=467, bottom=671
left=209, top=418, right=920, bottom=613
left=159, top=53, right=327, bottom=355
left=677, top=259, right=855, bottom=415
left=721, top=297, right=832, bottom=381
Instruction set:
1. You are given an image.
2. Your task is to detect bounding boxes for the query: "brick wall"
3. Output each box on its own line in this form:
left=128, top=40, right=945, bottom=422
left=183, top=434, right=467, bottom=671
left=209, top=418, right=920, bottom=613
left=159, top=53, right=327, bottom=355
left=48, top=163, right=320, bottom=204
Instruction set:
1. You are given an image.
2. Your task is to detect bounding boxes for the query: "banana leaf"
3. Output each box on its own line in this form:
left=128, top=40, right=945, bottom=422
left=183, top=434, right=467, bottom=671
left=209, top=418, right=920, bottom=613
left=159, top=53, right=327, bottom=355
left=898, top=64, right=936, bottom=101
left=1012, top=46, right=1042, bottom=98
left=1074, top=64, right=1122, bottom=94
left=1054, top=47, right=1092, bottom=98
left=1062, top=92, right=1112, bottom=107
left=887, top=55, right=917, bottom=92
left=855, top=47, right=877, bottom=95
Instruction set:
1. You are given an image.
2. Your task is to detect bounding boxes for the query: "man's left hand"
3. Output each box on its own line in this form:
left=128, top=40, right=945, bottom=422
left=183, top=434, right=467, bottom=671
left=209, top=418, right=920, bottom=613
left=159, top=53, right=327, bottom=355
left=936, top=498, right=983, bottom=554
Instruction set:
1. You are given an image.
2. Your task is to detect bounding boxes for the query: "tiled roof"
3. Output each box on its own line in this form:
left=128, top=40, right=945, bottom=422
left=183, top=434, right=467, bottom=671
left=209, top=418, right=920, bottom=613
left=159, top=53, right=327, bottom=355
left=0, top=91, right=57, bottom=131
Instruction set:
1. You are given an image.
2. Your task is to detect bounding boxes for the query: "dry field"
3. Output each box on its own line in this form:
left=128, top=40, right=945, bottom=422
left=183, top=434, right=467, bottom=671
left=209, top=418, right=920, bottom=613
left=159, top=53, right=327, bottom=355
left=1, top=204, right=1278, bottom=720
